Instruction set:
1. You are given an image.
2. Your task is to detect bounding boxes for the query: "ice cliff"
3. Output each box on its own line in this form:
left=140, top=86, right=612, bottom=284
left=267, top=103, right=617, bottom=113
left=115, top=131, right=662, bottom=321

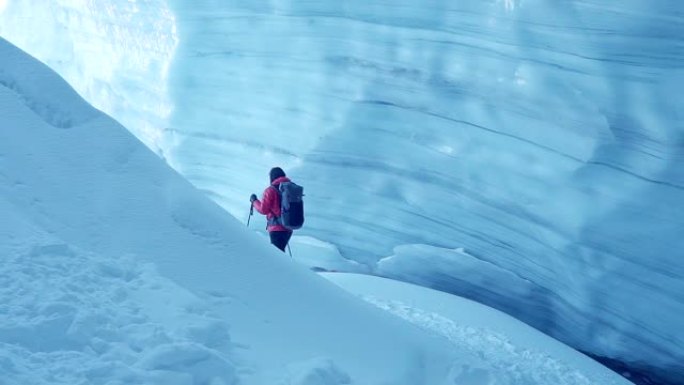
left=1, top=1, right=682, bottom=382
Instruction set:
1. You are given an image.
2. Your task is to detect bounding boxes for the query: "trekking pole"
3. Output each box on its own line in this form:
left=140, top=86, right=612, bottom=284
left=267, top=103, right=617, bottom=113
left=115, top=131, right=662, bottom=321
left=247, top=203, right=254, bottom=227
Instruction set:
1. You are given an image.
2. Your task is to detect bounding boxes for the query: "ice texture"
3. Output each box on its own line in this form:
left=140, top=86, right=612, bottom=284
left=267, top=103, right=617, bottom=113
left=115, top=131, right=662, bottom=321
left=1, top=0, right=682, bottom=382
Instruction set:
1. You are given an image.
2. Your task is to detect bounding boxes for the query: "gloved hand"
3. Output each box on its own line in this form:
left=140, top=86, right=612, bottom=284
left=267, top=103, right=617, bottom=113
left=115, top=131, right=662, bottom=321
left=250, top=194, right=257, bottom=203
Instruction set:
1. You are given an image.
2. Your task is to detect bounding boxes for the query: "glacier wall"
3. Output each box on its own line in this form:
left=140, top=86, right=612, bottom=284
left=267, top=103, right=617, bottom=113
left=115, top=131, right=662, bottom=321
left=0, top=0, right=177, bottom=148
left=1, top=0, right=683, bottom=382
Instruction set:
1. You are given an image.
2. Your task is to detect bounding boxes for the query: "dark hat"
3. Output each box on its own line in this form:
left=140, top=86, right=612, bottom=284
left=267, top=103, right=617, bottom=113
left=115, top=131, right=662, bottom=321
left=269, top=167, right=286, bottom=182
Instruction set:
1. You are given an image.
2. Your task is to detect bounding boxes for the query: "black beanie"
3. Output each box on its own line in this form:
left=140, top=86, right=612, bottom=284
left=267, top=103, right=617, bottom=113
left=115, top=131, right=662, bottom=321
left=269, top=167, right=286, bottom=182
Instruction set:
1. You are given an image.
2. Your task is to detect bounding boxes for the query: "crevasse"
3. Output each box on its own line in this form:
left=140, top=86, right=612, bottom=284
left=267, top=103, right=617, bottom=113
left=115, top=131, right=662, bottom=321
left=1, top=1, right=682, bottom=383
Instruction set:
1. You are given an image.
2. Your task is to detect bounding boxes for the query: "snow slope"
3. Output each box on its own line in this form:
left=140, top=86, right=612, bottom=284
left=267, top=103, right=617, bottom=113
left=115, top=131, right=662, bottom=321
left=1, top=1, right=683, bottom=383
left=324, top=273, right=634, bottom=385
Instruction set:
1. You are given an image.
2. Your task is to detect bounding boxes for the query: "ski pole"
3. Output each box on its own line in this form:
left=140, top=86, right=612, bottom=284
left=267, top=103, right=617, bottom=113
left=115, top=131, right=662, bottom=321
left=247, top=203, right=254, bottom=227
left=287, top=243, right=292, bottom=258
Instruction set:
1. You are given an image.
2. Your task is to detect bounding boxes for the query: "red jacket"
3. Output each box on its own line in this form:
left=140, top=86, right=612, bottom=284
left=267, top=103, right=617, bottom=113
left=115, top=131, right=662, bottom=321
left=253, top=176, right=292, bottom=232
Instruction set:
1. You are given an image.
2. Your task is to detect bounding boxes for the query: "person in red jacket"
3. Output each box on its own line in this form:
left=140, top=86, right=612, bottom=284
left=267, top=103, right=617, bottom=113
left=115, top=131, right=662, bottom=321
left=250, top=167, right=293, bottom=252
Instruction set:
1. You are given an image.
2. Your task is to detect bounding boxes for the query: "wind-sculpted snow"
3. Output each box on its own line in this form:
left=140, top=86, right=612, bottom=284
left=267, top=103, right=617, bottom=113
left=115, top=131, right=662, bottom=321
left=1, top=1, right=683, bottom=383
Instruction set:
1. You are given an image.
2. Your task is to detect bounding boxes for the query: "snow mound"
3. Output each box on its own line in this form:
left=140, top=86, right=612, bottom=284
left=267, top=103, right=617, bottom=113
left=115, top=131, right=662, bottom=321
left=325, top=273, right=633, bottom=385
left=365, top=297, right=596, bottom=385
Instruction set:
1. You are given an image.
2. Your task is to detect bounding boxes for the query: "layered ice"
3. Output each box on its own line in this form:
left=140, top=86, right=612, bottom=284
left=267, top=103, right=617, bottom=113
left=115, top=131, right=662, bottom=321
left=1, top=0, right=683, bottom=382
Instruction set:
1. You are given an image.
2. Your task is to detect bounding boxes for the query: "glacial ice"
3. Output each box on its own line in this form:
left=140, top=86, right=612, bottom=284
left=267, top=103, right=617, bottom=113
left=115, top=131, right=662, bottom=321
left=1, top=0, right=682, bottom=382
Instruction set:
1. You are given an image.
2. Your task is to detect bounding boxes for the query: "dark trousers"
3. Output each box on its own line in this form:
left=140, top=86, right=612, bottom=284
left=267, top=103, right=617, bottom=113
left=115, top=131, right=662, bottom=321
left=269, top=231, right=292, bottom=252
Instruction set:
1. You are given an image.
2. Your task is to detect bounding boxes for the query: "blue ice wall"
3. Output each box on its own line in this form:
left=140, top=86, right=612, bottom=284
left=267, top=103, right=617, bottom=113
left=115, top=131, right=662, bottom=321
left=1, top=1, right=682, bottom=382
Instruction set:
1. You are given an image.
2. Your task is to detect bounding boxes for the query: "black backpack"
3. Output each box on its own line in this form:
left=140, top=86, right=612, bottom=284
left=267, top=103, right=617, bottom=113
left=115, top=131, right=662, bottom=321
left=273, top=181, right=304, bottom=230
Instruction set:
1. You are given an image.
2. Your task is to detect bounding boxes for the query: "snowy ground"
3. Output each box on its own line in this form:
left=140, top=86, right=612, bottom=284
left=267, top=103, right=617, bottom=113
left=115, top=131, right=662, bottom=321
left=324, top=273, right=634, bottom=385
left=0, top=243, right=239, bottom=385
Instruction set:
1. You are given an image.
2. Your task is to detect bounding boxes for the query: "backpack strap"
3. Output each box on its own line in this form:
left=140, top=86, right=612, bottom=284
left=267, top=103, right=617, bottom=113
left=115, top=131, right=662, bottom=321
left=267, top=184, right=282, bottom=226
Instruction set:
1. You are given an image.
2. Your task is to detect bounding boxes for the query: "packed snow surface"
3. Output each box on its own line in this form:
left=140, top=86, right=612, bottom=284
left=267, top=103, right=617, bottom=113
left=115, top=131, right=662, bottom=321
left=1, top=0, right=683, bottom=382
